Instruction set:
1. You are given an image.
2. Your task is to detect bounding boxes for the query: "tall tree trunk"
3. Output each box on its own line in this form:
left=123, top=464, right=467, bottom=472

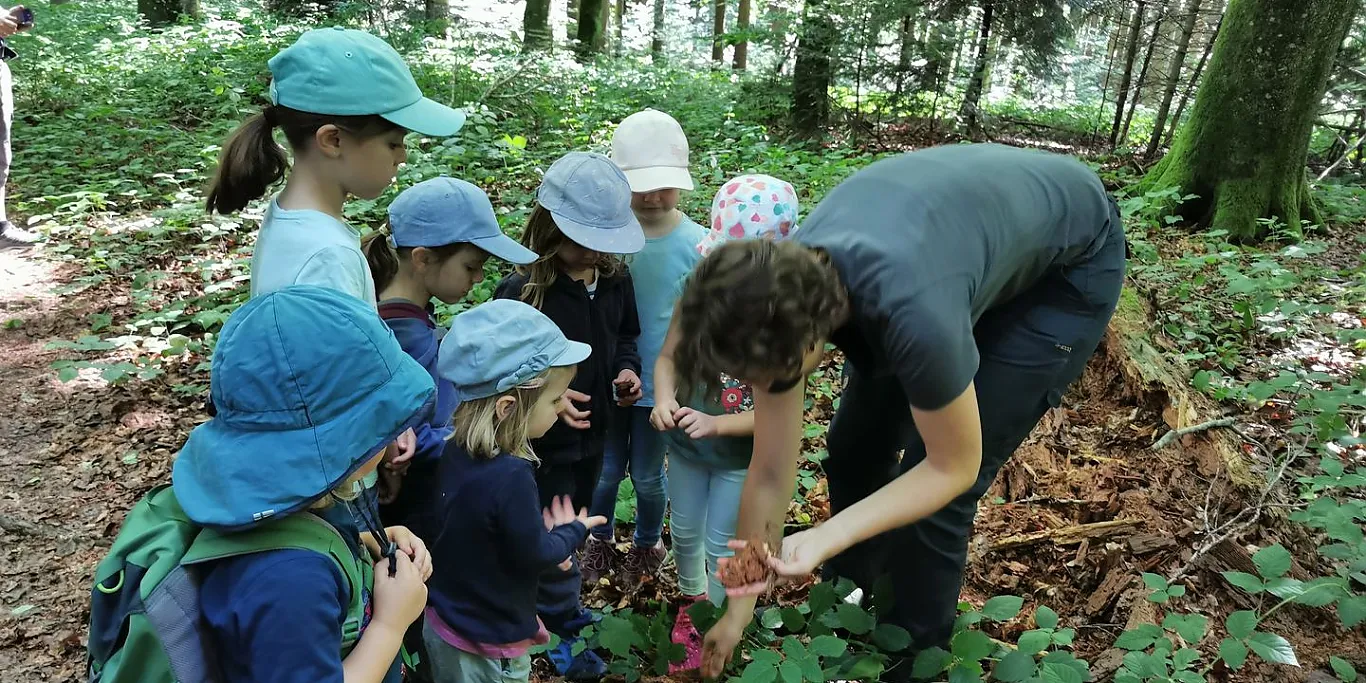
left=894, top=12, right=916, bottom=101
left=576, top=0, right=607, bottom=60
left=592, top=0, right=610, bottom=52
left=523, top=0, right=552, bottom=51
left=1121, top=1, right=1167, bottom=143
left=568, top=0, right=579, bottom=43
left=651, top=0, right=666, bottom=61
left=1144, top=0, right=1204, bottom=158
left=712, top=0, right=726, bottom=64
left=792, top=0, right=836, bottom=139
left=1095, top=7, right=1125, bottom=143
left=615, top=0, right=625, bottom=57
left=1140, top=0, right=1359, bottom=241
left=960, top=2, right=996, bottom=135
left=734, top=0, right=751, bottom=71
left=919, top=5, right=957, bottom=91
left=139, top=0, right=198, bottom=25
left=1166, top=9, right=1221, bottom=145
left=1110, top=1, right=1148, bottom=148
left=424, top=0, right=448, bottom=35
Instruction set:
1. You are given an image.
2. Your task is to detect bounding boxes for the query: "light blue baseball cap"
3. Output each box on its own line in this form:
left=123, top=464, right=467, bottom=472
left=268, top=28, right=466, bottom=137
left=537, top=152, right=645, bottom=254
left=389, top=177, right=537, bottom=265
left=438, top=299, right=591, bottom=404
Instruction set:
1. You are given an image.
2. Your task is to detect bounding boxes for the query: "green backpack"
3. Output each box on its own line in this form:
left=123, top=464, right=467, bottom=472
left=86, top=484, right=371, bottom=682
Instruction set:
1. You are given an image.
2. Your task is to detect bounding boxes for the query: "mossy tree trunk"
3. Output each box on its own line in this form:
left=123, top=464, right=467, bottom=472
left=523, top=0, right=551, bottom=51
left=712, top=0, right=726, bottom=63
left=792, top=0, right=835, bottom=139
left=140, top=0, right=198, bottom=25
left=576, top=0, right=607, bottom=61
left=1140, top=0, right=1358, bottom=241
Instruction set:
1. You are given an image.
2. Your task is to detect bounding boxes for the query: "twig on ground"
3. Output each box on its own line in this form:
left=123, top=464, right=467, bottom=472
left=988, top=519, right=1140, bottom=552
left=1150, top=417, right=1237, bottom=451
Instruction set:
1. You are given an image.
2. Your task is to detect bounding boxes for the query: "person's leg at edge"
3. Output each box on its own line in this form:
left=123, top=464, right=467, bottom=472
left=623, top=406, right=668, bottom=580
left=0, top=59, right=32, bottom=249
left=665, top=452, right=709, bottom=672
left=584, top=414, right=628, bottom=584
left=535, top=457, right=609, bottom=679
left=882, top=224, right=1126, bottom=666
left=820, top=363, right=915, bottom=591
left=422, top=619, right=504, bottom=683
left=702, top=464, right=747, bottom=606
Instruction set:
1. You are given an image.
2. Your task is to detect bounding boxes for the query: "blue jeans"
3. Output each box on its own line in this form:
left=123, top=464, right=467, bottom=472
left=666, top=452, right=747, bottom=604
left=589, top=406, right=666, bottom=547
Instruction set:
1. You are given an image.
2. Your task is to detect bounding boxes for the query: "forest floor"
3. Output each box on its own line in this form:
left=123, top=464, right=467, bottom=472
left=0, top=189, right=1362, bottom=683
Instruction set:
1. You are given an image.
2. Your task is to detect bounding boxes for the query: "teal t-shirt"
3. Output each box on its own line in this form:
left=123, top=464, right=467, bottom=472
left=250, top=198, right=378, bottom=307
left=628, top=215, right=706, bottom=408
left=663, top=375, right=754, bottom=471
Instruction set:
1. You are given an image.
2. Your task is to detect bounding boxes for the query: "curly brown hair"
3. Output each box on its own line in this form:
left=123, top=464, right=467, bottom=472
left=674, top=239, right=849, bottom=397
left=515, top=204, right=624, bottom=310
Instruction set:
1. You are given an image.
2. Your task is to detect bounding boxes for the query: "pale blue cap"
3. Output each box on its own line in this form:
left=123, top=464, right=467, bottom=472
left=268, top=28, right=466, bottom=137
left=438, top=300, right=590, bottom=404
left=538, top=152, right=644, bottom=254
left=389, top=177, right=537, bottom=264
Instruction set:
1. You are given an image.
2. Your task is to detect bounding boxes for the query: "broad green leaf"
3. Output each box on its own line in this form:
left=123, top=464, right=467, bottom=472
left=1039, top=661, right=1085, bottom=683
left=911, top=647, right=952, bottom=678
left=778, top=661, right=802, bottom=683
left=1225, top=610, right=1258, bottom=639
left=781, top=636, right=807, bottom=662
left=1142, top=573, right=1168, bottom=590
left=1172, top=671, right=1205, bottom=683
left=951, top=630, right=995, bottom=662
left=1172, top=647, right=1200, bottom=669
left=1052, top=628, right=1076, bottom=647
left=1162, top=613, right=1208, bottom=644
left=1252, top=544, right=1293, bottom=579
left=1113, top=624, right=1162, bottom=651
left=844, top=655, right=885, bottom=681
left=947, top=663, right=983, bottom=683
left=761, top=607, right=784, bottom=630
left=799, top=657, right=823, bottom=683
left=1122, top=650, right=1166, bottom=678
left=808, top=582, right=839, bottom=618
left=1222, top=571, right=1266, bottom=594
left=1265, top=578, right=1307, bottom=601
left=807, top=635, right=847, bottom=658
left=780, top=607, right=807, bottom=631
left=1041, top=650, right=1091, bottom=678
left=1331, top=655, right=1358, bottom=682
left=1219, top=638, right=1248, bottom=669
left=1017, top=629, right=1053, bottom=654
left=750, top=650, right=782, bottom=667
left=1168, top=584, right=1187, bottom=598
left=598, top=615, right=639, bottom=657
left=834, top=603, right=876, bottom=635
left=993, top=651, right=1037, bottom=682
left=1035, top=605, right=1060, bottom=630
left=981, top=595, right=1025, bottom=622
left=1245, top=632, right=1298, bottom=666
left=738, top=660, right=779, bottom=683
left=871, top=623, right=913, bottom=652
left=1339, top=595, right=1366, bottom=628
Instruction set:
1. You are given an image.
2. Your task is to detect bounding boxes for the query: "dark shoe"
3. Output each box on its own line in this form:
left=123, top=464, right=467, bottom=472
left=581, top=535, right=615, bottom=586
left=0, top=221, right=39, bottom=250
left=548, top=639, right=608, bottom=681
left=621, top=540, right=667, bottom=585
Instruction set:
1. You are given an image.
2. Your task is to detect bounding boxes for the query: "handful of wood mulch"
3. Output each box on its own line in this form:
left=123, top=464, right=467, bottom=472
left=720, top=539, right=776, bottom=589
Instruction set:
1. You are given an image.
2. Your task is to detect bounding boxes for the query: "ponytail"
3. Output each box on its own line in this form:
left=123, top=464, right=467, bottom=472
left=205, top=107, right=288, bottom=216
left=362, top=230, right=401, bottom=297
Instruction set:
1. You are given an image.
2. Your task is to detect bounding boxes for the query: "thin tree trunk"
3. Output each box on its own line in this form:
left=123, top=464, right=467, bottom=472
left=1121, top=0, right=1167, bottom=143
left=734, top=0, right=751, bottom=70
left=615, top=0, right=625, bottom=56
left=792, top=0, right=835, bottom=139
left=894, top=12, right=915, bottom=102
left=1095, top=6, right=1125, bottom=143
left=712, top=0, right=726, bottom=64
left=960, top=1, right=996, bottom=135
left=592, top=0, right=610, bottom=52
left=651, top=0, right=666, bottom=61
left=568, top=0, right=579, bottom=43
left=1166, top=10, right=1221, bottom=145
left=576, top=0, right=607, bottom=61
left=1145, top=0, right=1204, bottom=159
left=1110, top=0, right=1148, bottom=148
left=424, top=0, right=448, bottom=35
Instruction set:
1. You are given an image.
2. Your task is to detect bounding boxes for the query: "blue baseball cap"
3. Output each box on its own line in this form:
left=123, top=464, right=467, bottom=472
left=389, top=177, right=537, bottom=265
left=438, top=299, right=591, bottom=404
left=268, top=28, right=466, bottom=137
left=173, top=286, right=435, bottom=531
left=537, top=152, right=644, bottom=254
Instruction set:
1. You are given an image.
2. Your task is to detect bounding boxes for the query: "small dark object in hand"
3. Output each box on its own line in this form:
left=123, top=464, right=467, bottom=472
left=721, top=540, right=774, bottom=589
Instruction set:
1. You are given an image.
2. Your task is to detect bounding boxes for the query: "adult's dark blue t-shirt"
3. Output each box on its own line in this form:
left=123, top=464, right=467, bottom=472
left=794, top=143, right=1116, bottom=410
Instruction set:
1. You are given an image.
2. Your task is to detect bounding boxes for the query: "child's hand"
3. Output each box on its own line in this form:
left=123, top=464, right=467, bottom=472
left=371, top=552, right=427, bottom=632
left=613, top=370, right=643, bottom=406
left=559, top=388, right=592, bottom=430
left=385, top=429, right=417, bottom=473
left=557, top=557, right=574, bottom=571
left=674, top=407, right=719, bottom=439
left=385, top=526, right=433, bottom=581
left=650, top=398, right=681, bottom=431
left=376, top=468, right=403, bottom=505
left=543, top=495, right=608, bottom=532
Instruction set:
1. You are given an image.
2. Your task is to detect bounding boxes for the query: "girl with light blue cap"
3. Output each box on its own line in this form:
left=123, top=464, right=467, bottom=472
left=359, top=177, right=538, bottom=528
left=171, top=285, right=439, bottom=683
left=420, top=299, right=608, bottom=683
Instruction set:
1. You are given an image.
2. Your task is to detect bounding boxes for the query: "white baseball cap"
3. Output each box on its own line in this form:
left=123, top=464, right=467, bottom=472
left=610, top=109, right=695, bottom=193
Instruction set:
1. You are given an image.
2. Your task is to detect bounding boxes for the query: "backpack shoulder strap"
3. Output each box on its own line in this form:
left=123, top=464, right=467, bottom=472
left=182, top=513, right=370, bottom=652
left=378, top=301, right=435, bottom=328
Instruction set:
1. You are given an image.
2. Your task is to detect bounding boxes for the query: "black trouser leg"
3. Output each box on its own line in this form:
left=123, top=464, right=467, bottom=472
left=535, top=453, right=604, bottom=637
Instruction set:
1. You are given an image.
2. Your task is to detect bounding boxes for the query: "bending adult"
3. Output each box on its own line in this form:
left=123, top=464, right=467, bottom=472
left=667, top=143, right=1127, bottom=677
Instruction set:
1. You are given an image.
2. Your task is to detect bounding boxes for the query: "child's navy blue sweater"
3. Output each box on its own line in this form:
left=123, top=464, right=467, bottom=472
left=425, top=441, right=589, bottom=645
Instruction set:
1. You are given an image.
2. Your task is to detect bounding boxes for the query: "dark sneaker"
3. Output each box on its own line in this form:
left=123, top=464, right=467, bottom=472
left=621, top=540, right=667, bottom=585
left=581, top=535, right=615, bottom=587
left=0, top=221, right=39, bottom=250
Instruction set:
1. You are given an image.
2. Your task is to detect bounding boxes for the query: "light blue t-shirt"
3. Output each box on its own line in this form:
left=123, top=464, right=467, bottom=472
left=628, top=215, right=706, bottom=407
left=250, top=198, right=378, bottom=307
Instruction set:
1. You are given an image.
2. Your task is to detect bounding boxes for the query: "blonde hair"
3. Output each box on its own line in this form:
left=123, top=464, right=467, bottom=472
left=452, top=366, right=574, bottom=461
left=516, top=204, right=624, bottom=309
